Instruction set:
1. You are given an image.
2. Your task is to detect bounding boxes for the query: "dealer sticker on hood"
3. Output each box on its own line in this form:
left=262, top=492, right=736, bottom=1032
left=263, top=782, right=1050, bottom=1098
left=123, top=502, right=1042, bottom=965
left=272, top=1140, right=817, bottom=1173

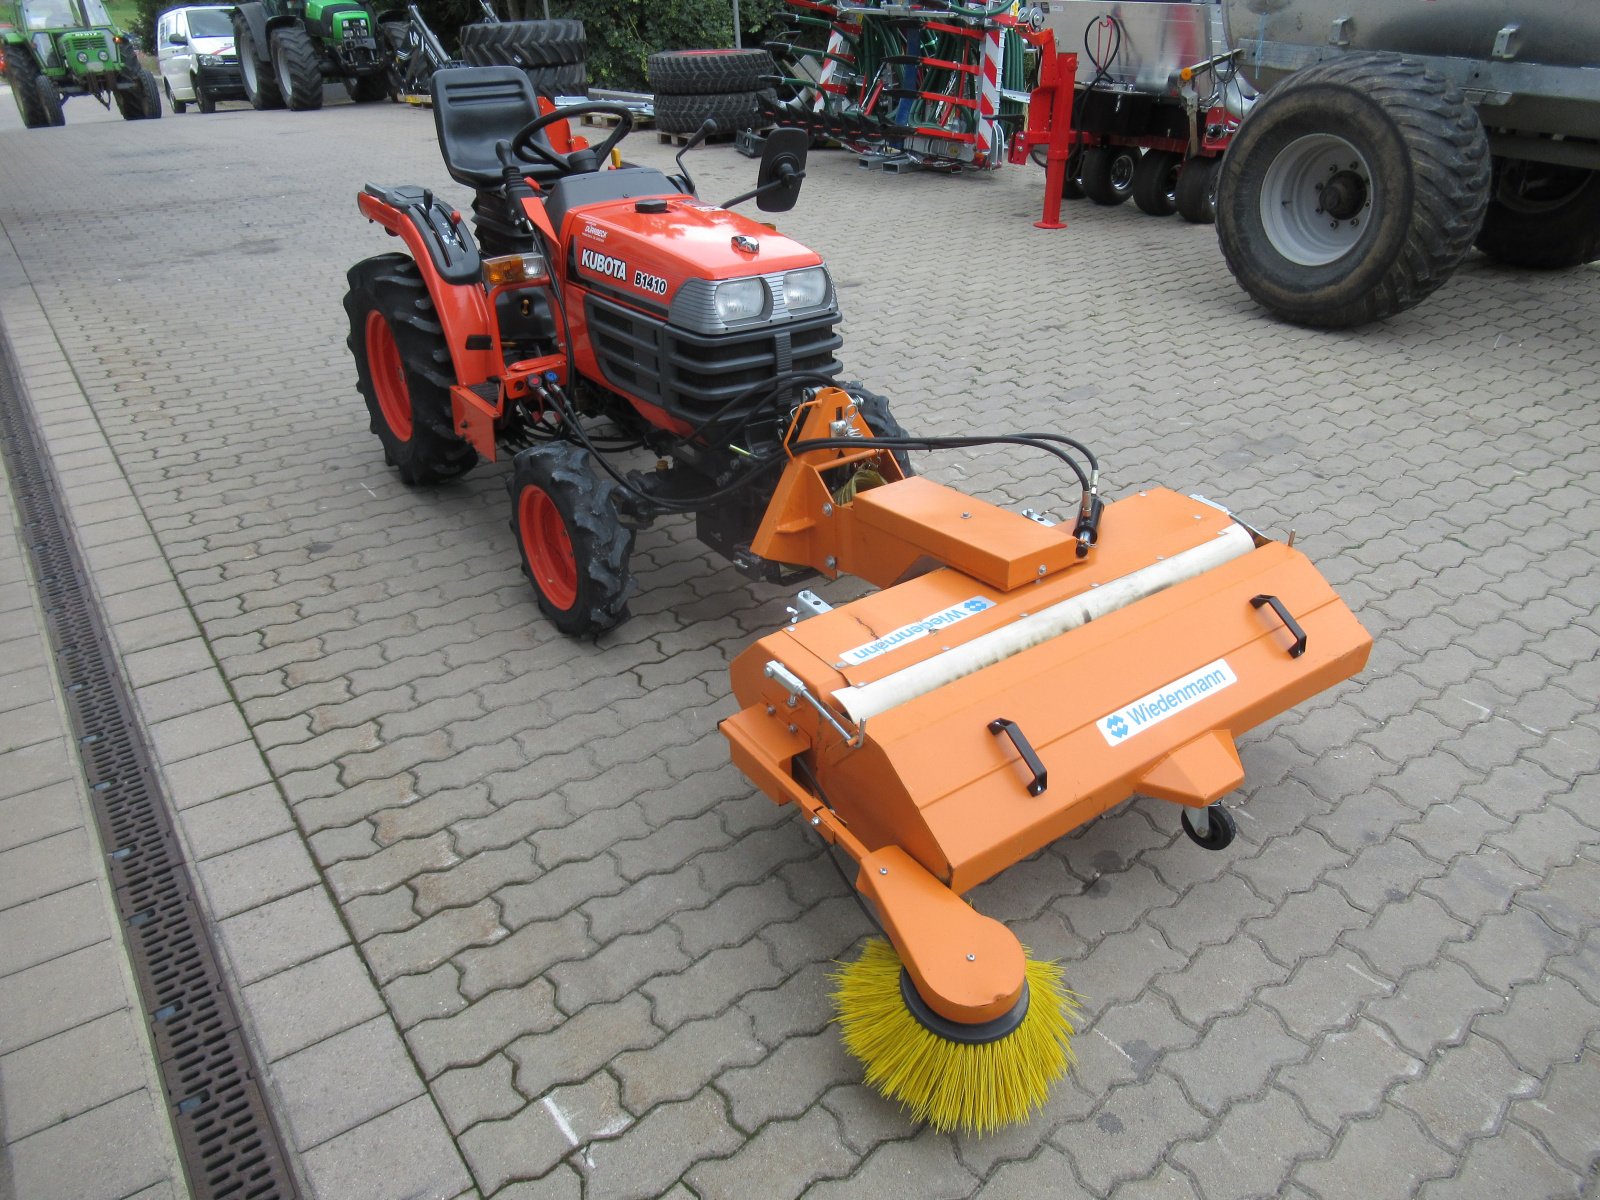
left=1097, top=659, right=1237, bottom=745
left=839, top=597, right=995, bottom=666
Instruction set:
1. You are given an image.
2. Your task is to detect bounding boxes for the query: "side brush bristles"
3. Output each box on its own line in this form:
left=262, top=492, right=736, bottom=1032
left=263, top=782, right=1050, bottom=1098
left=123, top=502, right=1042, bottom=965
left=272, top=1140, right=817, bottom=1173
left=831, top=937, right=1079, bottom=1135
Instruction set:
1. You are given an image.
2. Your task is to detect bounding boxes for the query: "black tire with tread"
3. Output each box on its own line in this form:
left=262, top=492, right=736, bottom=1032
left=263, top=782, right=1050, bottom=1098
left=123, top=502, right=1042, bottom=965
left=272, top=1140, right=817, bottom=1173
left=507, top=444, right=635, bottom=637
left=236, top=18, right=285, bottom=109
left=343, top=254, right=477, bottom=487
left=520, top=62, right=585, bottom=95
left=272, top=25, right=324, bottom=110
left=1475, top=161, right=1600, bottom=269
left=166, top=80, right=186, bottom=113
left=654, top=89, right=761, bottom=135
left=849, top=386, right=914, bottom=477
left=458, top=19, right=584, bottom=69
left=1215, top=52, right=1490, bottom=328
left=118, top=67, right=160, bottom=119
left=1080, top=145, right=1137, bottom=206
left=1175, top=155, right=1219, bottom=224
left=195, top=74, right=216, bottom=113
left=34, top=73, right=66, bottom=126
left=7, top=49, right=48, bottom=127
left=649, top=49, right=773, bottom=95
left=345, top=72, right=387, bottom=102
left=1132, top=149, right=1181, bottom=216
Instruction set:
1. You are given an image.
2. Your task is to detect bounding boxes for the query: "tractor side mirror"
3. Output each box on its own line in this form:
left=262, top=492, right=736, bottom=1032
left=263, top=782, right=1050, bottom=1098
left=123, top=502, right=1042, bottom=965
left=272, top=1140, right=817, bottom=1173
left=754, top=127, right=808, bottom=212
left=721, top=127, right=809, bottom=212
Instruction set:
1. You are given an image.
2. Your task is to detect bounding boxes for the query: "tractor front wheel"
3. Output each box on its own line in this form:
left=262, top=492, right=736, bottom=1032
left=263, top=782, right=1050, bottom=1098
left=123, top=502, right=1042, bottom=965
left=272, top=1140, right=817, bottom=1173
left=117, top=67, right=161, bottom=119
left=272, top=26, right=323, bottom=110
left=344, top=253, right=477, bottom=486
left=7, top=51, right=49, bottom=127
left=33, top=74, right=66, bottom=126
left=508, top=445, right=635, bottom=637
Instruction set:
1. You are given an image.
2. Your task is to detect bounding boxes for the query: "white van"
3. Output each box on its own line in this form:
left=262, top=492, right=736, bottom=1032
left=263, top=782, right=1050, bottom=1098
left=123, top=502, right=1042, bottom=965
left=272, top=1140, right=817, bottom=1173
left=154, top=5, right=244, bottom=112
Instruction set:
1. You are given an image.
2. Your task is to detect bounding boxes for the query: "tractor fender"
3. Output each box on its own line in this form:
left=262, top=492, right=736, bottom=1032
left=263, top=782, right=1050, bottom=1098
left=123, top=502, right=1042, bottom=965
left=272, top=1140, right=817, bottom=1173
left=357, top=188, right=496, bottom=386
left=232, top=2, right=270, bottom=62
left=264, top=11, right=302, bottom=35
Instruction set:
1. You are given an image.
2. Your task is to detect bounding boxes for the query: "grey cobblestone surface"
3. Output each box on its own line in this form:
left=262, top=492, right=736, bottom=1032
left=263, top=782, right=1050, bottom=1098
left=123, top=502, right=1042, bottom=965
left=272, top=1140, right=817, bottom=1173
left=1, top=88, right=1597, bottom=1200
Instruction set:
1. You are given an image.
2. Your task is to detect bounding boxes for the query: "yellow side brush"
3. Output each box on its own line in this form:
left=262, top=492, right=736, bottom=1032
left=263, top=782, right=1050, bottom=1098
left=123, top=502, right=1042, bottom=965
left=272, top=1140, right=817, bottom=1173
left=832, top=938, right=1080, bottom=1135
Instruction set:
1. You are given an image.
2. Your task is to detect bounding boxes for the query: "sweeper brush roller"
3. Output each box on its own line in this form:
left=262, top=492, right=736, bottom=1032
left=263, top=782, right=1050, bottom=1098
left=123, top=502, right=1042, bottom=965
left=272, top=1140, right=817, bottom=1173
left=720, top=388, right=1371, bottom=1134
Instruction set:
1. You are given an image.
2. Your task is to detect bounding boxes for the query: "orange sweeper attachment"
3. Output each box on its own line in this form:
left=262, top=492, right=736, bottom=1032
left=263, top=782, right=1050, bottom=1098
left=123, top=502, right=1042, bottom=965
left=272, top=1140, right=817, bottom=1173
left=720, top=388, right=1372, bottom=1133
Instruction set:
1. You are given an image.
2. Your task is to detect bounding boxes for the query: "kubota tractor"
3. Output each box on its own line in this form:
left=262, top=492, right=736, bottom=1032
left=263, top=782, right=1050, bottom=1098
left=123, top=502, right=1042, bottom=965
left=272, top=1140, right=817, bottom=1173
left=343, top=66, right=1373, bottom=1132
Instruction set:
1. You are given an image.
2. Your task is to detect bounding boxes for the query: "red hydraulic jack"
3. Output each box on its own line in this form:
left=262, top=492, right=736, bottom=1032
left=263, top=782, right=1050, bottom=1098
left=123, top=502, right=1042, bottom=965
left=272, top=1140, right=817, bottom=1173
left=1007, top=28, right=1080, bottom=229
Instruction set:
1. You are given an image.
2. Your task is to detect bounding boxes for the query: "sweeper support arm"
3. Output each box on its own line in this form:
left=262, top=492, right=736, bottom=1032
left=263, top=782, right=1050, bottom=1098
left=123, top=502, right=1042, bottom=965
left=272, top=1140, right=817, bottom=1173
left=721, top=388, right=1372, bottom=1033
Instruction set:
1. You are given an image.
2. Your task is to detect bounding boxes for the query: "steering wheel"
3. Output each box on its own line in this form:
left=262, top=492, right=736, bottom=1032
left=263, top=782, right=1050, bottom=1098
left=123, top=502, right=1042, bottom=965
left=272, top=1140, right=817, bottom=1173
left=510, top=102, right=636, bottom=175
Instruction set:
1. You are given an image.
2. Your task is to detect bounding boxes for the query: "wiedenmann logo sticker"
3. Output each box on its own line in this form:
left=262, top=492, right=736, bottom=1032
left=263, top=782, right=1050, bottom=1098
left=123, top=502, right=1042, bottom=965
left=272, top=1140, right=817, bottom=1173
left=840, top=597, right=995, bottom=666
left=1097, top=659, right=1238, bottom=745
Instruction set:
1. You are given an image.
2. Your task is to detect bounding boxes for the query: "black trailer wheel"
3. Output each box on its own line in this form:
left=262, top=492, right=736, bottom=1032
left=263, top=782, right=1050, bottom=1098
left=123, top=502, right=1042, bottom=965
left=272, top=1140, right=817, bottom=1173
left=1133, top=149, right=1181, bottom=216
left=508, top=445, right=635, bottom=637
left=458, top=19, right=585, bottom=69
left=345, top=72, right=387, bottom=103
left=649, top=48, right=773, bottom=96
left=1216, top=52, right=1489, bottom=328
left=33, top=73, right=66, bottom=126
left=344, top=254, right=477, bottom=487
left=7, top=50, right=48, bottom=128
left=1475, top=160, right=1600, bottom=269
left=1175, top=155, right=1219, bottom=224
left=272, top=26, right=324, bottom=110
left=655, top=89, right=761, bottom=135
left=1181, top=803, right=1236, bottom=851
left=1080, top=145, right=1138, bottom=206
left=236, top=19, right=285, bottom=109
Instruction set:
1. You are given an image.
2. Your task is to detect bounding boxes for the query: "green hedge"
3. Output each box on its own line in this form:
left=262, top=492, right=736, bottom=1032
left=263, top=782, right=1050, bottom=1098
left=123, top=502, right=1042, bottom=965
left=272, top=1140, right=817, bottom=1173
left=132, top=0, right=785, bottom=91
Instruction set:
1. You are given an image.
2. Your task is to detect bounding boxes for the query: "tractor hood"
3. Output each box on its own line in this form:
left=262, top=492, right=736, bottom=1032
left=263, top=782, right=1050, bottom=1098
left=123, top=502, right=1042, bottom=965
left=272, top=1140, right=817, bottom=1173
left=566, top=194, right=825, bottom=316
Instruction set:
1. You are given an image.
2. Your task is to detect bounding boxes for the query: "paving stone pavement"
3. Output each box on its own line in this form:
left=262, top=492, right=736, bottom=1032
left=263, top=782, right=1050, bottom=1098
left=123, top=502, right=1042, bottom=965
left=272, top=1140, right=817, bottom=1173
left=0, top=91, right=1597, bottom=1200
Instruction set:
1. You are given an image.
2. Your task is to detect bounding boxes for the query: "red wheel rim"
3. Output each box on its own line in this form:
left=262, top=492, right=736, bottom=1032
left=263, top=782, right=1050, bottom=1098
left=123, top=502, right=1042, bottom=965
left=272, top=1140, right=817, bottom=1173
left=365, top=310, right=412, bottom=442
left=518, top=484, right=578, bottom=610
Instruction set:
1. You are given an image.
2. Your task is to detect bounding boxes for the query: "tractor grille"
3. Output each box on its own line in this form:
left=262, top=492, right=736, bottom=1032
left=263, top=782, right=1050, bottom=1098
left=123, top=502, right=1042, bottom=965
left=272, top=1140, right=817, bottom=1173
left=59, top=29, right=117, bottom=71
left=586, top=295, right=841, bottom=421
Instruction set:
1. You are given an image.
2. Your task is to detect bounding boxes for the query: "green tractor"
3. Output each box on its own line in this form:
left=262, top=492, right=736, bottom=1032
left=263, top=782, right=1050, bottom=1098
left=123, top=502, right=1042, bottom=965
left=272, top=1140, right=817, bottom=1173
left=231, top=0, right=391, bottom=111
left=1, top=0, right=160, bottom=126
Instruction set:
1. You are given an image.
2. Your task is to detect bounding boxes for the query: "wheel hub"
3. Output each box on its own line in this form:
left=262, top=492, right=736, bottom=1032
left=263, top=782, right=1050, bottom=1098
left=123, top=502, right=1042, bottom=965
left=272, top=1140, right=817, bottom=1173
left=1260, top=134, right=1377, bottom=267
left=1317, top=169, right=1367, bottom=220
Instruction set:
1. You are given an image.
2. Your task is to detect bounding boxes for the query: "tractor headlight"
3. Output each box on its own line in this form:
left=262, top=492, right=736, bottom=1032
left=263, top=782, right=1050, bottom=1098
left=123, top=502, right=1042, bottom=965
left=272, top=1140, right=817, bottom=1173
left=782, top=266, right=829, bottom=312
left=713, top=278, right=767, bottom=324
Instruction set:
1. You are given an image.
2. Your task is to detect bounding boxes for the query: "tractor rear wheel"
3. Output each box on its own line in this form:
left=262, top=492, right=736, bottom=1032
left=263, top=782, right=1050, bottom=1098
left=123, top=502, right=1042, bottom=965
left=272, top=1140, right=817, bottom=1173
left=236, top=19, right=285, bottom=109
left=272, top=26, right=323, bottom=110
left=344, top=254, right=477, bottom=486
left=7, top=51, right=48, bottom=128
left=648, top=49, right=773, bottom=95
left=508, top=445, right=635, bottom=637
left=655, top=90, right=762, bottom=135
left=33, top=74, right=66, bottom=126
left=1133, top=150, right=1181, bottom=216
left=1080, top=146, right=1137, bottom=206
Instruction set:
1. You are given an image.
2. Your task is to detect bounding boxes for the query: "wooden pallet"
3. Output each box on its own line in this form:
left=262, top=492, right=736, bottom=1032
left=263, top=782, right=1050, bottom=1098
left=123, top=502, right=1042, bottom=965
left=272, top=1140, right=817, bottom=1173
left=655, top=128, right=738, bottom=147
left=582, top=110, right=654, bottom=130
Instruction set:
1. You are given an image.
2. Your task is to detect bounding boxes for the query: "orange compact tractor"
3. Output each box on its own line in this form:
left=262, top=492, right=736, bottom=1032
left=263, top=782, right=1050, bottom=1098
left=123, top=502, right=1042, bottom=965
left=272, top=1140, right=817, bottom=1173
left=345, top=67, right=1372, bottom=1133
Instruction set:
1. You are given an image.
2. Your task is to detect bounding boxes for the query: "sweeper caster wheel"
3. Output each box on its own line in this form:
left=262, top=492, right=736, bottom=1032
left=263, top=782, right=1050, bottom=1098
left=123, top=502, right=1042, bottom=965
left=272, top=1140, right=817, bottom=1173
left=508, top=444, right=636, bottom=637
left=1181, top=803, right=1236, bottom=851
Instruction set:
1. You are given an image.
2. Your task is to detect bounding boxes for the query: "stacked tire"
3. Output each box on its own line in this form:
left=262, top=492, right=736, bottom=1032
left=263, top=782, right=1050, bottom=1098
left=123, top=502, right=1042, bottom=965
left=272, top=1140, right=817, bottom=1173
left=459, top=19, right=585, bottom=95
left=648, top=49, right=772, bottom=136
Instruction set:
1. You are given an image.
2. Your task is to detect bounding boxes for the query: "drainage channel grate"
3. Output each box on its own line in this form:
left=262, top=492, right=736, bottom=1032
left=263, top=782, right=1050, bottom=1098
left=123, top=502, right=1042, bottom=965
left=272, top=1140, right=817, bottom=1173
left=0, top=349, right=300, bottom=1200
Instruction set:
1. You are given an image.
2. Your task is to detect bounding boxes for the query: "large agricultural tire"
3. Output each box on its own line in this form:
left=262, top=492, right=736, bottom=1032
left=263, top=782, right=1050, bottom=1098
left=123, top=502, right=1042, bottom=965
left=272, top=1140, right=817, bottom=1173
left=507, top=444, right=635, bottom=638
left=648, top=49, right=773, bottom=96
left=521, top=62, right=585, bottom=95
left=7, top=50, right=48, bottom=127
left=1175, top=155, right=1219, bottom=224
left=1132, top=149, right=1182, bottom=216
left=1080, top=145, right=1138, bottom=206
left=1215, top=52, right=1489, bottom=328
left=1474, top=160, right=1600, bottom=269
left=271, top=26, right=324, bottom=110
left=33, top=73, right=66, bottom=126
left=236, top=19, right=285, bottom=109
left=654, top=90, right=761, bottom=135
left=344, top=254, right=477, bottom=487
left=458, top=19, right=584, bottom=69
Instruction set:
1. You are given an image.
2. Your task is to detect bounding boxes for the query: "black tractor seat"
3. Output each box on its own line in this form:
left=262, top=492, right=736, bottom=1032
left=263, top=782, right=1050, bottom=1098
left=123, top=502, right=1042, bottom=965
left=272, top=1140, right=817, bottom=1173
left=432, top=66, right=564, bottom=191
